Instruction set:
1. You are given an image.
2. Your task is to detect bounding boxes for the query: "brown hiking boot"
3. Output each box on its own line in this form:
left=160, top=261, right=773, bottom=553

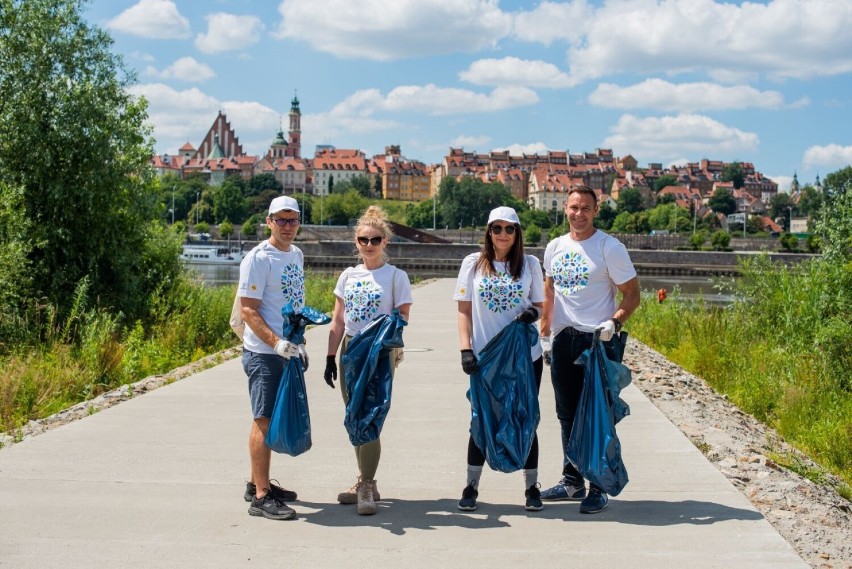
left=337, top=478, right=380, bottom=504
left=356, top=480, right=377, bottom=515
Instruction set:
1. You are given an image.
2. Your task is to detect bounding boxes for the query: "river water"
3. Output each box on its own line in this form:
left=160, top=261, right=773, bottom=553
left=187, top=263, right=735, bottom=304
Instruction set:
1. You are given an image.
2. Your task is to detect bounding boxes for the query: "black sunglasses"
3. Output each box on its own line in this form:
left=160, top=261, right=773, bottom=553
left=357, top=236, right=384, bottom=246
left=271, top=217, right=300, bottom=227
left=489, top=224, right=517, bottom=235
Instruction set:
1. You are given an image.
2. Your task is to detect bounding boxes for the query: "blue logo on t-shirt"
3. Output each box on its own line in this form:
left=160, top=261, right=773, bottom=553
left=344, top=280, right=382, bottom=322
left=552, top=252, right=589, bottom=295
left=478, top=272, right=523, bottom=313
left=280, top=263, right=305, bottom=309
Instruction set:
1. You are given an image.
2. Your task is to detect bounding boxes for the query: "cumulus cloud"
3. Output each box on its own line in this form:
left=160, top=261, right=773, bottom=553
left=107, top=0, right=190, bottom=39
left=602, top=114, right=759, bottom=163
left=770, top=175, right=795, bottom=193
left=195, top=13, right=264, bottom=54
left=384, top=85, right=538, bottom=115
left=512, top=0, right=852, bottom=84
left=495, top=142, right=552, bottom=156
left=274, top=0, right=510, bottom=60
left=459, top=57, right=575, bottom=88
left=803, top=144, right=852, bottom=170
left=128, top=83, right=281, bottom=154
left=145, top=57, right=216, bottom=82
left=588, top=79, right=797, bottom=112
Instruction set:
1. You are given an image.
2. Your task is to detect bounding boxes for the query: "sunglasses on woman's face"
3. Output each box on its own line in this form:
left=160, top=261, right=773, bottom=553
left=489, top=224, right=517, bottom=235
left=357, top=236, right=384, bottom=246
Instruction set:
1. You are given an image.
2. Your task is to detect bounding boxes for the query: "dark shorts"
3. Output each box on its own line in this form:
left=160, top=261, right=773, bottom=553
left=242, top=349, right=285, bottom=419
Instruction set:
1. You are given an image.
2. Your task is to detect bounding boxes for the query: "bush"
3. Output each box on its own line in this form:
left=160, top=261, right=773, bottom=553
left=525, top=223, right=541, bottom=246
left=710, top=230, right=731, bottom=250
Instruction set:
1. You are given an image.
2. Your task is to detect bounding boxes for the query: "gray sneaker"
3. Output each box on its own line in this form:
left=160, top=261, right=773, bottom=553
left=244, top=480, right=297, bottom=502
left=540, top=476, right=586, bottom=501
left=248, top=491, right=296, bottom=520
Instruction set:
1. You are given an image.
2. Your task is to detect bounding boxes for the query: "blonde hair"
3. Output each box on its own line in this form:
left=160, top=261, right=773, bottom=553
left=354, top=205, right=394, bottom=240
left=354, top=205, right=394, bottom=262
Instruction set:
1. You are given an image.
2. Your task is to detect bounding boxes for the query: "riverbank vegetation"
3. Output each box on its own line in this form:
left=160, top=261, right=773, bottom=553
left=630, top=184, right=852, bottom=493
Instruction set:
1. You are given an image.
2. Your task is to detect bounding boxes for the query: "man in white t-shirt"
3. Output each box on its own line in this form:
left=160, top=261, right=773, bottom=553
left=539, top=186, right=640, bottom=514
left=237, top=195, right=306, bottom=521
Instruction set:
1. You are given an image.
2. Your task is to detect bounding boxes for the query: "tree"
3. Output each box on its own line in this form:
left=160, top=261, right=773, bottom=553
left=652, top=174, right=678, bottom=193
left=710, top=230, right=731, bottom=250
left=405, top=199, right=441, bottom=228
left=315, top=190, right=368, bottom=225
left=524, top=224, right=541, bottom=246
left=778, top=232, right=799, bottom=252
left=769, top=192, right=794, bottom=221
left=708, top=187, right=737, bottom=216
left=595, top=201, right=617, bottom=230
left=656, top=193, right=676, bottom=205
left=247, top=173, right=282, bottom=197
left=519, top=208, right=553, bottom=230
left=438, top=177, right=516, bottom=228
left=797, top=185, right=823, bottom=217
left=823, top=166, right=852, bottom=199
left=333, top=175, right=372, bottom=197
left=0, top=0, right=182, bottom=320
left=218, top=220, right=234, bottom=239
left=721, top=162, right=745, bottom=189
left=212, top=176, right=248, bottom=224
left=616, top=188, right=643, bottom=213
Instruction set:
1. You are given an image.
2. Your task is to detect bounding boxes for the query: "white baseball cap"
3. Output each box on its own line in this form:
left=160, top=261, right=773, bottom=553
left=268, top=195, right=300, bottom=215
left=487, top=206, right=520, bottom=226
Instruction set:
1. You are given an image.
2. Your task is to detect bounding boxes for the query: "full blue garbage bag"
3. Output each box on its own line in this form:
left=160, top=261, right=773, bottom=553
left=567, top=333, right=632, bottom=495
left=342, top=310, right=407, bottom=446
left=265, top=303, right=331, bottom=456
left=468, top=320, right=540, bottom=473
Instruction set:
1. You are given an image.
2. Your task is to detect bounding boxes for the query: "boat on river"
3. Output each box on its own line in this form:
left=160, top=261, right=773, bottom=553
left=180, top=245, right=246, bottom=265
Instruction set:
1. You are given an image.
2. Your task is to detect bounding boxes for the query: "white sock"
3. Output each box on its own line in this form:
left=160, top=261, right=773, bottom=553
left=466, top=465, right=483, bottom=489
left=523, top=468, right=538, bottom=489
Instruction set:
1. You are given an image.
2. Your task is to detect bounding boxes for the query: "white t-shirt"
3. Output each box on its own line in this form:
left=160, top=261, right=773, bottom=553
left=453, top=253, right=545, bottom=359
left=543, top=230, right=636, bottom=337
left=334, top=263, right=413, bottom=337
left=238, top=241, right=305, bottom=354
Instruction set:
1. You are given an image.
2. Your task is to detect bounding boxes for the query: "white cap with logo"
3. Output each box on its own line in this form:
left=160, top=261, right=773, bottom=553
left=268, top=195, right=300, bottom=215
left=487, top=206, right=520, bottom=226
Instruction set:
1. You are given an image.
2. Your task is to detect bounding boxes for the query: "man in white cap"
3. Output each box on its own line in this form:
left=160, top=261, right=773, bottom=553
left=237, top=195, right=307, bottom=520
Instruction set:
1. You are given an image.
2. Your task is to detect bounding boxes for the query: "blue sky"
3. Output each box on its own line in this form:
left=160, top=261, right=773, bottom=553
left=84, top=0, right=852, bottom=192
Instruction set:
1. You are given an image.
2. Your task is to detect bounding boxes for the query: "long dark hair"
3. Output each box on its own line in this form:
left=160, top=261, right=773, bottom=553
left=475, top=222, right=525, bottom=280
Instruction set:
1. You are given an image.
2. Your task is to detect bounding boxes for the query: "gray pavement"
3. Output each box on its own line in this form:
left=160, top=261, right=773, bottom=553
left=0, top=278, right=807, bottom=568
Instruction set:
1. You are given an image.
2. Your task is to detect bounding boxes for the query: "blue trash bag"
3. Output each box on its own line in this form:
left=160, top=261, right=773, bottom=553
left=567, top=333, right=632, bottom=495
left=265, top=303, right=331, bottom=456
left=342, top=309, right=407, bottom=446
left=467, top=320, right=540, bottom=473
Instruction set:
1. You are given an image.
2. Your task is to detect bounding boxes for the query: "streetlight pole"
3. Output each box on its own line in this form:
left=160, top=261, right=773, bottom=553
left=432, top=187, right=436, bottom=230
left=171, top=186, right=175, bottom=225
left=195, top=190, right=200, bottom=225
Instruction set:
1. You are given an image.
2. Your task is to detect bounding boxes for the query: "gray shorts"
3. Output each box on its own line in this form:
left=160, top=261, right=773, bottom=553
left=242, top=349, right=285, bottom=419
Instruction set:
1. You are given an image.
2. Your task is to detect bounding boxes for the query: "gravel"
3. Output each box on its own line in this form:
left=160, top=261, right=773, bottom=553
left=625, top=339, right=851, bottom=569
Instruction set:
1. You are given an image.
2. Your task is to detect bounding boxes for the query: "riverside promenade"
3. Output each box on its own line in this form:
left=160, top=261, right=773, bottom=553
left=0, top=279, right=807, bottom=568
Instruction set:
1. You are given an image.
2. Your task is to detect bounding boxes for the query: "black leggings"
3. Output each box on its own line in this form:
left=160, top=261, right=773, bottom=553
left=467, top=356, right=544, bottom=469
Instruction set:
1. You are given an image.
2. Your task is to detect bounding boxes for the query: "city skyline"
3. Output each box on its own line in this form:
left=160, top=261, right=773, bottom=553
left=84, top=0, right=852, bottom=192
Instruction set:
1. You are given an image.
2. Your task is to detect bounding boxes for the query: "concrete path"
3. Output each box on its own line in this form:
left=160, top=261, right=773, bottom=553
left=0, top=279, right=807, bottom=568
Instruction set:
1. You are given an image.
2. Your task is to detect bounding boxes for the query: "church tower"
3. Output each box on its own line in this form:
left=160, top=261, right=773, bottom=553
left=287, top=93, right=301, bottom=159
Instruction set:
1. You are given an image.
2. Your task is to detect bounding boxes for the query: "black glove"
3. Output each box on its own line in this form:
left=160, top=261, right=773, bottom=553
left=324, top=355, right=337, bottom=388
left=460, top=349, right=479, bottom=374
left=516, top=306, right=539, bottom=324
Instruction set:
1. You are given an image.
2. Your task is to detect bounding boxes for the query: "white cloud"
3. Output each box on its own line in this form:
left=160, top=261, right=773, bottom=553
left=770, top=175, right=794, bottom=193
left=512, top=0, right=593, bottom=45
left=602, top=114, right=759, bottom=163
left=589, top=79, right=795, bottom=112
left=195, top=13, right=264, bottom=54
left=513, top=0, right=852, bottom=84
left=384, top=85, right=539, bottom=115
left=274, top=0, right=511, bottom=60
left=459, top=57, right=575, bottom=88
left=803, top=144, right=852, bottom=170
left=107, top=0, right=190, bottom=39
left=146, top=57, right=216, bottom=82
left=495, top=142, right=551, bottom=156
left=128, top=83, right=281, bottom=155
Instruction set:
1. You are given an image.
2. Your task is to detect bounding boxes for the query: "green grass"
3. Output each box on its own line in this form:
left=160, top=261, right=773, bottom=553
left=0, top=271, right=340, bottom=435
left=629, top=255, right=852, bottom=492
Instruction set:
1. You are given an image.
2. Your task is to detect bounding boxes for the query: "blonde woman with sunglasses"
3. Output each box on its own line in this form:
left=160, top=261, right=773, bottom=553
left=453, top=206, right=546, bottom=512
left=324, top=205, right=412, bottom=515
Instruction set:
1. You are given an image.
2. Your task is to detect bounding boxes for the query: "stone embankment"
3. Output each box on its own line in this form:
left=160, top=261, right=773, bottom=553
left=625, top=339, right=851, bottom=569
left=2, top=339, right=849, bottom=568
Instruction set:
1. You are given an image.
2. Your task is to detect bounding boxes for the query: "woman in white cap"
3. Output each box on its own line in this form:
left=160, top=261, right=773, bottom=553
left=452, top=206, right=546, bottom=511
left=323, top=205, right=412, bottom=516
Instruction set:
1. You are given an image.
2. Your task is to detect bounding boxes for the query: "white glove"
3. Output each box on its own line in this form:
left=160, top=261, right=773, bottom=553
left=274, top=339, right=298, bottom=360
left=540, top=337, right=552, bottom=366
left=596, top=320, right=617, bottom=342
left=297, top=344, right=309, bottom=371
